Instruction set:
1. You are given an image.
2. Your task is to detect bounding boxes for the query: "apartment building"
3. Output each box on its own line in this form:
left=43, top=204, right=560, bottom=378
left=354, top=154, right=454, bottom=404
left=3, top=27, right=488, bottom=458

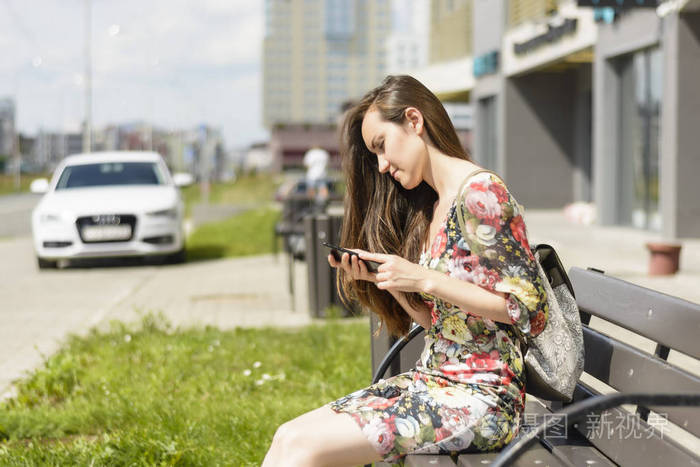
left=263, top=0, right=392, bottom=128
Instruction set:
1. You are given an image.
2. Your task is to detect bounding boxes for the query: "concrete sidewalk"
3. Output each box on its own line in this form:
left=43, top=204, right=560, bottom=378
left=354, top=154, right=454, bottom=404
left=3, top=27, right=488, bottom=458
left=524, top=209, right=700, bottom=305
left=100, top=254, right=313, bottom=331
left=105, top=208, right=700, bottom=332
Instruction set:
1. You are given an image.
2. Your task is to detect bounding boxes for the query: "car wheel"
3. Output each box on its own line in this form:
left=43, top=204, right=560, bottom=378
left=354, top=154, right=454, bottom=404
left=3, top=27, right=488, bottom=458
left=37, top=257, right=58, bottom=269
left=166, top=248, right=186, bottom=264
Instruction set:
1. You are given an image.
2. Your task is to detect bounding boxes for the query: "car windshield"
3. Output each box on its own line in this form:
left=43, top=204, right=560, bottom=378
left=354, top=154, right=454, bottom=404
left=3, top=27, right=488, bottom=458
left=55, top=162, right=167, bottom=189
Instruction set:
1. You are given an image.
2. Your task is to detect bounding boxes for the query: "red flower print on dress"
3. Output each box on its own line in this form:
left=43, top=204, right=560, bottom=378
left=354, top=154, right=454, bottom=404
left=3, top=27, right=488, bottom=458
left=362, top=416, right=397, bottom=454
left=471, top=265, right=500, bottom=290
left=488, top=182, right=509, bottom=203
left=470, top=181, right=488, bottom=192
left=509, top=215, right=532, bottom=256
left=465, top=185, right=501, bottom=228
left=506, top=295, right=522, bottom=322
left=430, top=306, right=440, bottom=326
left=434, top=427, right=451, bottom=442
left=367, top=396, right=398, bottom=410
left=532, top=311, right=547, bottom=335
left=465, top=255, right=481, bottom=269
left=431, top=230, right=448, bottom=258
left=454, top=255, right=480, bottom=272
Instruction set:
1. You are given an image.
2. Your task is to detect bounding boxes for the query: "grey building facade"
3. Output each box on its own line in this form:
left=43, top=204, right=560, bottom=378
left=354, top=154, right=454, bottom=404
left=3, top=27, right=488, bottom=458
left=459, top=0, right=700, bottom=238
left=593, top=7, right=700, bottom=238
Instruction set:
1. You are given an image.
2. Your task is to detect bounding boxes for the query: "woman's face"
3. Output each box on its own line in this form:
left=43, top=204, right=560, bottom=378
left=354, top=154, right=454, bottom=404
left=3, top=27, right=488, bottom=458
left=361, top=107, right=426, bottom=190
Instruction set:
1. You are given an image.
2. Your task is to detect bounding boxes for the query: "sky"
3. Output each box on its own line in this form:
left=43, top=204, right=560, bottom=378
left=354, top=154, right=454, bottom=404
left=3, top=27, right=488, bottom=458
left=0, top=0, right=267, bottom=150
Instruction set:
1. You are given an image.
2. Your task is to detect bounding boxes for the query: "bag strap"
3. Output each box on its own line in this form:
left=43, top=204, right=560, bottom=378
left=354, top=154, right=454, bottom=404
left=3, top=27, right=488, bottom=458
left=455, top=168, right=498, bottom=237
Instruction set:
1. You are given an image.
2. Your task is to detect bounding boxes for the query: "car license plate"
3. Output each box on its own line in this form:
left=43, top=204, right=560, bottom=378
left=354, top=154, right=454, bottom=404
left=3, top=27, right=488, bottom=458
left=82, top=225, right=132, bottom=241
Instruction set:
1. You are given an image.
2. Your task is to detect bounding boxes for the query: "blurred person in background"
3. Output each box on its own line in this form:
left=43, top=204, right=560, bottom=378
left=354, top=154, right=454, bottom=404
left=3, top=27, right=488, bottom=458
left=303, top=144, right=330, bottom=204
left=262, top=75, right=548, bottom=466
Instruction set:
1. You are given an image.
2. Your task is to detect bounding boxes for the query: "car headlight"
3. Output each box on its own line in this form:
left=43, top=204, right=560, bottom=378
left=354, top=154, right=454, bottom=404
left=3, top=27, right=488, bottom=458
left=39, top=213, right=62, bottom=224
left=146, top=208, right=178, bottom=219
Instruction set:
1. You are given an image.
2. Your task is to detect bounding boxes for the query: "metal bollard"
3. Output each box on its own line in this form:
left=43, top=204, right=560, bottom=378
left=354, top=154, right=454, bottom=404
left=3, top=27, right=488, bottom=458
left=304, top=214, right=334, bottom=318
left=303, top=215, right=318, bottom=316
left=329, top=214, right=344, bottom=313
left=304, top=213, right=360, bottom=318
left=314, top=214, right=333, bottom=317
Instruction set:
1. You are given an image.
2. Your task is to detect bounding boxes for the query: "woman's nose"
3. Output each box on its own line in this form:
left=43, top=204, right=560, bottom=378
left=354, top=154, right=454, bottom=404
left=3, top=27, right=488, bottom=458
left=377, top=155, right=390, bottom=173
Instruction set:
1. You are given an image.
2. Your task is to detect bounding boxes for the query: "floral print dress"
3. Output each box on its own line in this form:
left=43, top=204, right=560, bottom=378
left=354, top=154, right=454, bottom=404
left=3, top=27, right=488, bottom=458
left=329, top=171, right=549, bottom=464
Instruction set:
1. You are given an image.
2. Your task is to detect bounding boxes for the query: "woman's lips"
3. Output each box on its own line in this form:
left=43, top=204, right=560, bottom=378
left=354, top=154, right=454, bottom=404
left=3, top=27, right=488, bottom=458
left=391, top=168, right=398, bottom=179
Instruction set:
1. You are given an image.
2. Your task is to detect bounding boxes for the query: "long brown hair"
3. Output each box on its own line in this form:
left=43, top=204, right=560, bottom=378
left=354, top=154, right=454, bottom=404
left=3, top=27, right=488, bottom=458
left=338, top=75, right=470, bottom=337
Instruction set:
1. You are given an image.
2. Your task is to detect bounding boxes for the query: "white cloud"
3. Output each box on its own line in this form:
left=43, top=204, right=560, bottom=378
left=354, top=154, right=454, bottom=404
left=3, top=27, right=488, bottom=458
left=0, top=0, right=266, bottom=148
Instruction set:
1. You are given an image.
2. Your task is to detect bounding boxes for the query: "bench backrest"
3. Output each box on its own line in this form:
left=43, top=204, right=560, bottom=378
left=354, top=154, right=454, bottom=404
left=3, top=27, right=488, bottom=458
left=368, top=267, right=700, bottom=465
left=568, top=267, right=700, bottom=466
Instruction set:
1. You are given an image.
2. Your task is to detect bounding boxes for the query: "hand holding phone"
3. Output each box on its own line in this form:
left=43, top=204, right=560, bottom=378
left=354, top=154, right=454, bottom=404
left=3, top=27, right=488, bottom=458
left=323, top=242, right=381, bottom=273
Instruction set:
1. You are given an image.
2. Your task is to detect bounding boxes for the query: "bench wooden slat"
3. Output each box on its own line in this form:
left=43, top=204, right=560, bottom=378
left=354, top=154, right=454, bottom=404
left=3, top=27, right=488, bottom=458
left=525, top=397, right=616, bottom=466
left=458, top=445, right=571, bottom=466
left=456, top=451, right=500, bottom=466
left=512, top=445, right=572, bottom=467
left=405, top=455, right=457, bottom=466
left=569, top=267, right=700, bottom=359
left=571, top=382, right=700, bottom=467
left=582, top=326, right=700, bottom=436
left=551, top=445, right=616, bottom=467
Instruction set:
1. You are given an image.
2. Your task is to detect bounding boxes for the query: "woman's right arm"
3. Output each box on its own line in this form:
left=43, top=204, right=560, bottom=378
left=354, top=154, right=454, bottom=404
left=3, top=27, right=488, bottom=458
left=328, top=252, right=432, bottom=330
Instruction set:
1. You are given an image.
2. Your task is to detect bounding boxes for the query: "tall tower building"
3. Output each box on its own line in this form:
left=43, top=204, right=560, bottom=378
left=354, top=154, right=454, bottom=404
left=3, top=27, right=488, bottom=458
left=263, top=0, right=392, bottom=128
left=429, top=0, right=473, bottom=64
left=385, top=0, right=430, bottom=74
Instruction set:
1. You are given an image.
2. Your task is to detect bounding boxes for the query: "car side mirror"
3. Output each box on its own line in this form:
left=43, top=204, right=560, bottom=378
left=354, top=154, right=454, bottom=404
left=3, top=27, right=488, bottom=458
left=173, top=172, right=194, bottom=187
left=30, top=178, right=50, bottom=194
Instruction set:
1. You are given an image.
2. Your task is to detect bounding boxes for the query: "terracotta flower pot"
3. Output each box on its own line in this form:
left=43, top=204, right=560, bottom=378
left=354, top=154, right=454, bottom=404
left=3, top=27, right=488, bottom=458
left=645, top=242, right=682, bottom=276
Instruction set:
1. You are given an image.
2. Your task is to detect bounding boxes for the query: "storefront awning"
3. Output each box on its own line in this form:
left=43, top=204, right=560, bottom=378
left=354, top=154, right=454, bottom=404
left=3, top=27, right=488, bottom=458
left=409, top=56, right=474, bottom=102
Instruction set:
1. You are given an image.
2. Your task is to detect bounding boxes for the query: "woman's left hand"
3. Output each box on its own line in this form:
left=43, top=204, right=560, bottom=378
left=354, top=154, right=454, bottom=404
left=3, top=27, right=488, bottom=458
left=358, top=251, right=434, bottom=294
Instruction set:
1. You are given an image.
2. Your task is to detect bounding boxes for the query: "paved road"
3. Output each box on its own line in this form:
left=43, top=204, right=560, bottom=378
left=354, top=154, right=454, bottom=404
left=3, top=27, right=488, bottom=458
left=0, top=193, right=41, bottom=238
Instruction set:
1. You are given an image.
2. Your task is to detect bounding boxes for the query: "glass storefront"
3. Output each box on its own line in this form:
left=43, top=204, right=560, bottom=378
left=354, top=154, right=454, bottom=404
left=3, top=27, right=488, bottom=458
left=617, top=46, right=663, bottom=231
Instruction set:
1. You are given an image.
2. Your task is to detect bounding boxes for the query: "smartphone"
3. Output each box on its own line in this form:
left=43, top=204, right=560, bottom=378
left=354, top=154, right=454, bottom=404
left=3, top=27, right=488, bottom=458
left=322, top=242, right=381, bottom=273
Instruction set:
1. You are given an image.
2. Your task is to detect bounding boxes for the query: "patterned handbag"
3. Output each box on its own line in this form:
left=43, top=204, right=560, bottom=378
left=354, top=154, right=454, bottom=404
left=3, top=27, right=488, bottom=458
left=455, top=170, right=585, bottom=402
left=522, top=243, right=585, bottom=401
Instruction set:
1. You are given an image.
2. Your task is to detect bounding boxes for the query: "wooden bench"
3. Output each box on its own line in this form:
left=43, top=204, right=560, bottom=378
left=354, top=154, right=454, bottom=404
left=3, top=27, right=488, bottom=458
left=368, top=267, right=700, bottom=466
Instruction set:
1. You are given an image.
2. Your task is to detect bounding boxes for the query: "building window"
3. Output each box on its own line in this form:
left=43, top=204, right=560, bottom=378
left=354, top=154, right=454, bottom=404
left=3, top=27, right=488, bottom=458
left=616, top=46, right=663, bottom=231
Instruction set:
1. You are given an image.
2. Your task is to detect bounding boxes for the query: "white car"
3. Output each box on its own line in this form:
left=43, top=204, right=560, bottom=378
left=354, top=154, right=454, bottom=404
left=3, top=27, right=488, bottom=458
left=31, top=151, right=193, bottom=269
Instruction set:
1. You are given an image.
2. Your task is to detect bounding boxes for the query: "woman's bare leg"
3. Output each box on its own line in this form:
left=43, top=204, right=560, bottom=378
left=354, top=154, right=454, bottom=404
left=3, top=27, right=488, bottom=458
left=262, top=405, right=384, bottom=467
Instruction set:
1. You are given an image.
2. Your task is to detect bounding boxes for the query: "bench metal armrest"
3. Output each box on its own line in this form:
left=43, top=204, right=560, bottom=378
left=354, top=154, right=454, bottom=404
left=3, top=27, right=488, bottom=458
left=490, top=392, right=700, bottom=467
left=371, top=324, right=424, bottom=384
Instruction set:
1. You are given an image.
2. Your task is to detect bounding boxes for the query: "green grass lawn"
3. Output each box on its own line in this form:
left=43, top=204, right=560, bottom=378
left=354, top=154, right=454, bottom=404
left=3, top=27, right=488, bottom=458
left=180, top=174, right=281, bottom=217
left=181, top=172, right=283, bottom=261
left=0, top=174, right=49, bottom=196
left=186, top=207, right=280, bottom=261
left=0, top=314, right=371, bottom=466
